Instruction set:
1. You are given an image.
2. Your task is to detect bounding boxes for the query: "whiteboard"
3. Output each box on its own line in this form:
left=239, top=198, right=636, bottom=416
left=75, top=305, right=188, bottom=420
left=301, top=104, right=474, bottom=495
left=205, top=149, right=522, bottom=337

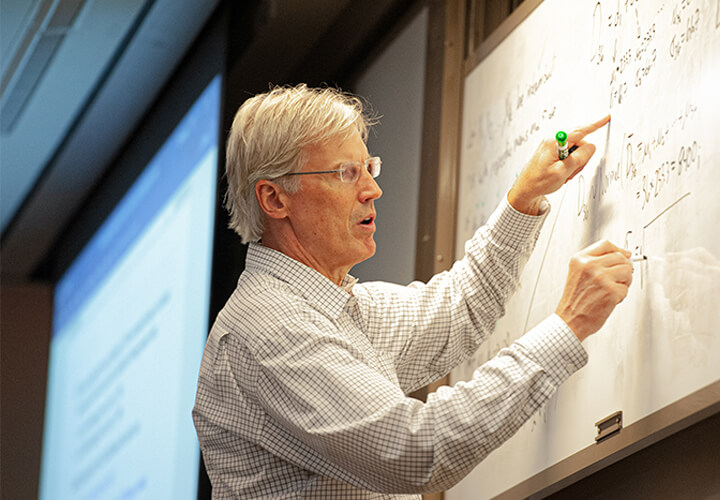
left=449, top=1, right=720, bottom=498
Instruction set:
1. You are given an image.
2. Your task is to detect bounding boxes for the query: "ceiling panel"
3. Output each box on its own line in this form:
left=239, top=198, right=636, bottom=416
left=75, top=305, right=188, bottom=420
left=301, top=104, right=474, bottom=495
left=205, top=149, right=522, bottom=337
left=0, top=0, right=220, bottom=280
left=1, top=0, right=150, bottom=232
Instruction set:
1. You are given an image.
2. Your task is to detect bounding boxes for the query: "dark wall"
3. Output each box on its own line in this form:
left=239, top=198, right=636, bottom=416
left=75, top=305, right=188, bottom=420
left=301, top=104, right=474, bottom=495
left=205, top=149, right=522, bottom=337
left=1, top=284, right=52, bottom=500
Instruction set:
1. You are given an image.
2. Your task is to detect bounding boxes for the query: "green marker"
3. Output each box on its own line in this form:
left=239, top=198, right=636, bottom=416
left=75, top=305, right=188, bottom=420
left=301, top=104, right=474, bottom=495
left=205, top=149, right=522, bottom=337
left=556, top=131, right=569, bottom=159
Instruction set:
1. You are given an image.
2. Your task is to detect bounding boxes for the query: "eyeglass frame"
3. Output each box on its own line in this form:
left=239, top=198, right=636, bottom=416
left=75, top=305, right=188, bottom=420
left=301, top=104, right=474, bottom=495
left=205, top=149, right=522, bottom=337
left=279, top=156, right=381, bottom=184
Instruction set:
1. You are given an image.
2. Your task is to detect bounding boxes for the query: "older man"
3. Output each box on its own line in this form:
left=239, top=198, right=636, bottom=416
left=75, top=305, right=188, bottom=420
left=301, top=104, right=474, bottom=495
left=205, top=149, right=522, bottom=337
left=193, top=85, right=631, bottom=498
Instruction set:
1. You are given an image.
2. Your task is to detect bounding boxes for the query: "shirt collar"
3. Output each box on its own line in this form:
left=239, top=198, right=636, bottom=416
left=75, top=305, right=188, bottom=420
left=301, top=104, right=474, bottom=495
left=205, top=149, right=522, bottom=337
left=245, top=243, right=357, bottom=318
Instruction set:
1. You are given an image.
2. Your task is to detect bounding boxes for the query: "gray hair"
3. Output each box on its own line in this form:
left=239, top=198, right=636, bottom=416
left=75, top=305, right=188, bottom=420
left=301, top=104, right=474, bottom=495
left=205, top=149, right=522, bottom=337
left=225, top=84, right=376, bottom=243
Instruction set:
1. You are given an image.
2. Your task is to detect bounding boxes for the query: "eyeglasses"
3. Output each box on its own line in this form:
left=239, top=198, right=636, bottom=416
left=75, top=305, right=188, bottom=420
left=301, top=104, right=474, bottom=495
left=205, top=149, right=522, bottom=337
left=281, top=156, right=381, bottom=184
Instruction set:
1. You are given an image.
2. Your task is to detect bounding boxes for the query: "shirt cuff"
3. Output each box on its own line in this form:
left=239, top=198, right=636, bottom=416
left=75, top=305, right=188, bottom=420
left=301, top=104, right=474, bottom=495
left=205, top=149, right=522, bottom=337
left=514, top=313, right=588, bottom=387
left=479, top=195, right=551, bottom=253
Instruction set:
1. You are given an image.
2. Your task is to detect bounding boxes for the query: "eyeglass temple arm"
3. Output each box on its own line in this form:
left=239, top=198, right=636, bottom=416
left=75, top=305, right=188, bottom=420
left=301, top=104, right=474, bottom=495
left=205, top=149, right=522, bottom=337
left=284, top=169, right=340, bottom=176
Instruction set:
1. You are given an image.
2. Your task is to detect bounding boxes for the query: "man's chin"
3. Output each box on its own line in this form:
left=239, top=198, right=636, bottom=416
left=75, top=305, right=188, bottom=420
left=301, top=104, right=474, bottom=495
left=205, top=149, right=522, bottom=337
left=366, top=239, right=377, bottom=258
left=356, top=241, right=376, bottom=265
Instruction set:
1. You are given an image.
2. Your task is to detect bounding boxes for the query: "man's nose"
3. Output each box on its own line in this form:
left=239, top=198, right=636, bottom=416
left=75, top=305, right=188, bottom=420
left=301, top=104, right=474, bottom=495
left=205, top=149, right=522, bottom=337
left=358, top=167, right=382, bottom=201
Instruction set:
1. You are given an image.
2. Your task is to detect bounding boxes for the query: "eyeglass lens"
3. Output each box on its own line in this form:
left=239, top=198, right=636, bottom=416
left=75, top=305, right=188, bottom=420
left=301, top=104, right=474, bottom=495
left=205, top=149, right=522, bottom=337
left=339, top=158, right=381, bottom=183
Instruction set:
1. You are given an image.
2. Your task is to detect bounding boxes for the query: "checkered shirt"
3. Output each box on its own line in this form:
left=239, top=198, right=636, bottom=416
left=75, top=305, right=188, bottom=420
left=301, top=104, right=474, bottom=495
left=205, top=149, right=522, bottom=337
left=192, top=197, right=588, bottom=499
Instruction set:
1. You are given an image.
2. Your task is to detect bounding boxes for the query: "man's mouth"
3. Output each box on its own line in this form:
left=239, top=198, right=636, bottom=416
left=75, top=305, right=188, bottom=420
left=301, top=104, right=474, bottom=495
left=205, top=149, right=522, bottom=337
left=359, top=215, right=375, bottom=225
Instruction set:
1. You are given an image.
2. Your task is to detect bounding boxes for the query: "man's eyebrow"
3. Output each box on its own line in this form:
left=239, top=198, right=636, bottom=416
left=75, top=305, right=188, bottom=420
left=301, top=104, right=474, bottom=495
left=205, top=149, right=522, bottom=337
left=339, top=157, right=370, bottom=163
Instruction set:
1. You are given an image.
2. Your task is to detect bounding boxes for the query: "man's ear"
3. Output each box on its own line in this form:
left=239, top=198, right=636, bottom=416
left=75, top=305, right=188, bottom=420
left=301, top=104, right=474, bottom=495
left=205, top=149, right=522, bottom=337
left=255, top=180, right=289, bottom=219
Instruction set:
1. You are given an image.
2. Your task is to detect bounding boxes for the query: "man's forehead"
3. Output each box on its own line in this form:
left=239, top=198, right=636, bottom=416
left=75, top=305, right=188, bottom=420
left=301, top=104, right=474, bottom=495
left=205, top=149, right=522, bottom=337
left=303, top=131, right=368, bottom=161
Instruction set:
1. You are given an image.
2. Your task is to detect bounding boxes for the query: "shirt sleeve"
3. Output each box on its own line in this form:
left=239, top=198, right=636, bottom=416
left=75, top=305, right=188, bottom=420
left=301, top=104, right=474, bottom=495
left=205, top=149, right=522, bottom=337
left=427, top=314, right=587, bottom=489
left=248, top=307, right=586, bottom=494
left=356, top=195, right=551, bottom=393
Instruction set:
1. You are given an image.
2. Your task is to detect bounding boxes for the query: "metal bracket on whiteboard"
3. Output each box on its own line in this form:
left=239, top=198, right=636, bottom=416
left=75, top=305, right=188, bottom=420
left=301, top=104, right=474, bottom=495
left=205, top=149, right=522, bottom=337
left=595, top=411, right=623, bottom=443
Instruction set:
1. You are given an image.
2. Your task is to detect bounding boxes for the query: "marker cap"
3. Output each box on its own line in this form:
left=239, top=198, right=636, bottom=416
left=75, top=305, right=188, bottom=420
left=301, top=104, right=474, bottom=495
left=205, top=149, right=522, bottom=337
left=555, top=131, right=568, bottom=146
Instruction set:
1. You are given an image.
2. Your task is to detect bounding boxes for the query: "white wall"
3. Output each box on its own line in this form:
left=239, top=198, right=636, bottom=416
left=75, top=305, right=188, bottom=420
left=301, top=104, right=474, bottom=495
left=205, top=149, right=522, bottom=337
left=350, top=7, right=428, bottom=285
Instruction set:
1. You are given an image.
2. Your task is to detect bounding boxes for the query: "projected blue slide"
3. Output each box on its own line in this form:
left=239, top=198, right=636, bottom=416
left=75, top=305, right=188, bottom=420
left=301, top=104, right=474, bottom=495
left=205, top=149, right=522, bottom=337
left=40, top=76, right=220, bottom=500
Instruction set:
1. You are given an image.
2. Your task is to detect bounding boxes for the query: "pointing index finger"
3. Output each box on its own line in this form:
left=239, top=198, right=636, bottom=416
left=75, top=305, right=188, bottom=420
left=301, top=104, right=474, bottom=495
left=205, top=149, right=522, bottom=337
left=567, top=114, right=611, bottom=143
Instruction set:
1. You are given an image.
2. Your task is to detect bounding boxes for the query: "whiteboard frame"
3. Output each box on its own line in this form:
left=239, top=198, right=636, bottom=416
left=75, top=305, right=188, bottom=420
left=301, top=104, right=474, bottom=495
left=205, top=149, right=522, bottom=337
left=414, top=1, right=466, bottom=497
left=464, top=0, right=545, bottom=78
left=496, top=381, right=720, bottom=499
left=459, top=1, right=720, bottom=497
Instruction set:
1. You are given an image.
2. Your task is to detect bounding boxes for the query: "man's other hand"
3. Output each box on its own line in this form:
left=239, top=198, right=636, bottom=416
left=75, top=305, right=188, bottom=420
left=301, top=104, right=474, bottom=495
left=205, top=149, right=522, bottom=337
left=555, top=240, right=633, bottom=342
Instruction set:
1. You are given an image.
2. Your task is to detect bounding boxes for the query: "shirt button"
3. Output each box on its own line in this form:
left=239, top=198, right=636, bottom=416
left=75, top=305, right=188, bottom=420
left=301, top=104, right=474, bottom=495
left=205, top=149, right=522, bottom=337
left=566, top=363, right=576, bottom=374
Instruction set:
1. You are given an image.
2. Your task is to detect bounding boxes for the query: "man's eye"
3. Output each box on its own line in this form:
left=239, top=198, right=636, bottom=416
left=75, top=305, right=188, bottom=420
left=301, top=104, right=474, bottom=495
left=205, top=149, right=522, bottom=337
left=343, top=164, right=359, bottom=179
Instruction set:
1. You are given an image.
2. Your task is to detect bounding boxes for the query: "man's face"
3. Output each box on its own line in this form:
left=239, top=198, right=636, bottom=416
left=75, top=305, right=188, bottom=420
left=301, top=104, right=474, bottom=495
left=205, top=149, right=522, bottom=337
left=283, top=130, right=383, bottom=281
